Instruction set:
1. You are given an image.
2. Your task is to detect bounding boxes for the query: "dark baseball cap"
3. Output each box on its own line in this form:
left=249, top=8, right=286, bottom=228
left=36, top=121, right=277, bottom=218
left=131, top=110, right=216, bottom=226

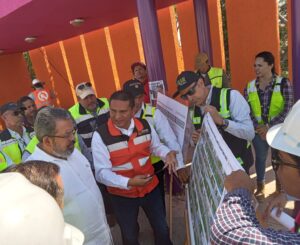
left=173, top=71, right=200, bottom=98
left=0, top=102, right=19, bottom=115
left=123, top=79, right=144, bottom=97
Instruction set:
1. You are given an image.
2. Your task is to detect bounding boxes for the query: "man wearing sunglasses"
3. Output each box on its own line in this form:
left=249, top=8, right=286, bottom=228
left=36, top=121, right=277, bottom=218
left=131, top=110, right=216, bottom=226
left=173, top=71, right=254, bottom=174
left=211, top=100, right=300, bottom=243
left=0, top=102, right=35, bottom=169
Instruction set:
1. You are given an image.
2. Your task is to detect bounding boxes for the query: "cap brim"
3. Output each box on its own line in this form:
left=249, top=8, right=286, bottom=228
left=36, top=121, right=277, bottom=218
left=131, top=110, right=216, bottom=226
left=63, top=222, right=85, bottom=245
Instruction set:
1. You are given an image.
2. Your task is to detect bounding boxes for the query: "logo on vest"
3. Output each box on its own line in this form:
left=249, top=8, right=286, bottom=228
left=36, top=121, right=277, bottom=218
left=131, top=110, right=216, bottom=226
left=38, top=91, right=49, bottom=101
left=138, top=129, right=149, bottom=136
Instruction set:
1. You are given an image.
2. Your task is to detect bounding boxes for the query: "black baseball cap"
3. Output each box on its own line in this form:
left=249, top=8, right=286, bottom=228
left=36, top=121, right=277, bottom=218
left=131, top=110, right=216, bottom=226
left=173, top=71, right=200, bottom=98
left=0, top=102, right=19, bottom=115
left=123, top=79, right=144, bottom=97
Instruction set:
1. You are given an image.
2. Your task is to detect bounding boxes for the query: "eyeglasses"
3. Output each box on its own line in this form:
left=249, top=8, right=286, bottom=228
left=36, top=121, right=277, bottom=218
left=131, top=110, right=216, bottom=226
left=271, top=151, right=300, bottom=172
left=48, top=129, right=77, bottom=139
left=77, top=82, right=92, bottom=90
left=180, top=83, right=197, bottom=100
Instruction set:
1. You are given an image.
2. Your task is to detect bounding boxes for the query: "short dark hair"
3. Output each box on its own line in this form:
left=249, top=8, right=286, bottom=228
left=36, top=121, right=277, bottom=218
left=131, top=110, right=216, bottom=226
left=5, top=161, right=64, bottom=207
left=109, top=90, right=135, bottom=109
left=131, top=62, right=146, bottom=73
left=17, top=96, right=35, bottom=111
left=255, top=51, right=275, bottom=74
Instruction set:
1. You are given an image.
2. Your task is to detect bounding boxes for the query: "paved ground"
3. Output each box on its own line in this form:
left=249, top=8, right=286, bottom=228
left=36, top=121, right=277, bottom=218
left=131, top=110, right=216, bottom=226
left=110, top=151, right=294, bottom=244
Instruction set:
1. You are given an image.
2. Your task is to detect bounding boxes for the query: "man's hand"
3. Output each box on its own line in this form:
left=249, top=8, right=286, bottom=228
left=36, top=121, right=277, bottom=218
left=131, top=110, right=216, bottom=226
left=225, top=170, right=255, bottom=193
left=127, top=175, right=153, bottom=187
left=192, top=129, right=201, bottom=144
left=204, top=105, right=224, bottom=126
left=256, top=125, right=268, bottom=140
left=164, top=151, right=178, bottom=175
left=263, top=192, right=287, bottom=220
left=177, top=167, right=190, bottom=184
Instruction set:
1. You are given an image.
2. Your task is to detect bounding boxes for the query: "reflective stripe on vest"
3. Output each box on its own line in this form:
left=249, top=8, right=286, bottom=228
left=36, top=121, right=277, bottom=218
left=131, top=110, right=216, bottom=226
left=247, top=77, right=284, bottom=124
left=2, top=141, right=22, bottom=164
left=0, top=152, right=8, bottom=171
left=208, top=67, right=223, bottom=88
left=100, top=118, right=158, bottom=198
left=219, top=88, right=230, bottom=119
left=141, top=104, right=161, bottom=164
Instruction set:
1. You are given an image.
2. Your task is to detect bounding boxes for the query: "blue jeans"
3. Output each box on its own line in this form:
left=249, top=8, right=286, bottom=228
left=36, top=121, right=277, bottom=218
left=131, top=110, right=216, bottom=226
left=109, top=186, right=172, bottom=245
left=253, top=134, right=269, bottom=183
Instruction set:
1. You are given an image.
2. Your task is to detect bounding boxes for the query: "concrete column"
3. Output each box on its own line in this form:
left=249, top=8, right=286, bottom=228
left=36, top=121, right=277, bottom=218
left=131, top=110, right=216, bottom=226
left=193, top=0, right=213, bottom=64
left=291, top=0, right=300, bottom=100
left=136, top=0, right=167, bottom=89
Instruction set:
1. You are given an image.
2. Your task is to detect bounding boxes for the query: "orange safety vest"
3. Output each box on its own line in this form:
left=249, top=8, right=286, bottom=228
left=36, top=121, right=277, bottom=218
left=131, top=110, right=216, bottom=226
left=32, top=89, right=53, bottom=109
left=97, top=118, right=158, bottom=198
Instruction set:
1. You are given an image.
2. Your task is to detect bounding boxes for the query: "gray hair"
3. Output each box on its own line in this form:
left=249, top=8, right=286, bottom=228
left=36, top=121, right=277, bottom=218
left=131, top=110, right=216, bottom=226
left=34, top=107, right=73, bottom=141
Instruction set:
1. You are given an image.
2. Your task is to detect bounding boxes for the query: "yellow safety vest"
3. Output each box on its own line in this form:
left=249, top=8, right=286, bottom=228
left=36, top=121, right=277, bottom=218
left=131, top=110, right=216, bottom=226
left=247, top=77, right=284, bottom=124
left=207, top=67, right=223, bottom=88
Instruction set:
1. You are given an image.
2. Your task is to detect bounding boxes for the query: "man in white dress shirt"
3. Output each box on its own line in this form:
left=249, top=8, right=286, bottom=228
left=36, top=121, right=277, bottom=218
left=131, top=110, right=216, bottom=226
left=26, top=107, right=112, bottom=245
left=92, top=91, right=176, bottom=245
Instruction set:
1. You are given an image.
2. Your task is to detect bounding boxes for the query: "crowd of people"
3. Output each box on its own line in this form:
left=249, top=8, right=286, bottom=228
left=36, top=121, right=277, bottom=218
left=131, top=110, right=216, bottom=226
left=0, top=51, right=299, bottom=244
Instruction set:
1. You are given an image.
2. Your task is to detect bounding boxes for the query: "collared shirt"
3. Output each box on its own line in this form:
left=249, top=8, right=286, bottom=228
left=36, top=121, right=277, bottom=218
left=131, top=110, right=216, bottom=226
left=8, top=126, right=32, bottom=152
left=200, top=86, right=255, bottom=141
left=26, top=147, right=112, bottom=245
left=244, top=76, right=294, bottom=128
left=211, top=188, right=300, bottom=244
left=92, top=118, right=171, bottom=189
left=136, top=103, right=184, bottom=168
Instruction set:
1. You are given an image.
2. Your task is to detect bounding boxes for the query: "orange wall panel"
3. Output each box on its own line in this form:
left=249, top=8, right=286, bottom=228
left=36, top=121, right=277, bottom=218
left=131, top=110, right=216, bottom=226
left=83, top=29, right=116, bottom=98
left=0, top=53, right=31, bottom=104
left=42, top=43, right=75, bottom=108
left=29, top=49, right=50, bottom=83
left=157, top=7, right=179, bottom=95
left=176, top=0, right=198, bottom=71
left=109, top=19, right=141, bottom=87
left=63, top=36, right=89, bottom=84
left=207, top=0, right=225, bottom=69
left=226, top=0, right=280, bottom=92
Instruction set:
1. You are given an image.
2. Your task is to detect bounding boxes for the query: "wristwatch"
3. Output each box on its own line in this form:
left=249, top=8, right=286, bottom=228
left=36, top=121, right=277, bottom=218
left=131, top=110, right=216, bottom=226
left=221, top=119, right=229, bottom=129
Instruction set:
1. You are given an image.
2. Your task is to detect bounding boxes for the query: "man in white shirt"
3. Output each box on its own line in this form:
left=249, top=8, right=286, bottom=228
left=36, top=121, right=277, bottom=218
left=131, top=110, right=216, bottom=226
left=123, top=79, right=189, bottom=209
left=26, top=107, right=112, bottom=245
left=173, top=71, right=255, bottom=174
left=92, top=91, right=176, bottom=245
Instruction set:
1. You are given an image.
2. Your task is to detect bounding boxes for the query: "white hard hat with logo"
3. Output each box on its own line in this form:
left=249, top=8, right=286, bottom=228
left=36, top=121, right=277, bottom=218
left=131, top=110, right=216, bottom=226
left=267, top=100, right=300, bottom=157
left=0, top=173, right=84, bottom=245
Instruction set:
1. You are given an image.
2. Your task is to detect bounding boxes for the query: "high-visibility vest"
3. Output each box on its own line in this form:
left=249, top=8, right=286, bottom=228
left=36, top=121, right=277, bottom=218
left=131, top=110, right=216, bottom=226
left=32, top=88, right=53, bottom=109
left=69, top=98, right=109, bottom=148
left=140, top=104, right=161, bottom=164
left=207, top=67, right=223, bottom=88
left=246, top=77, right=284, bottom=125
left=192, top=87, right=253, bottom=172
left=97, top=118, right=158, bottom=198
left=23, top=135, right=81, bottom=156
left=0, top=128, right=35, bottom=164
left=0, top=151, right=14, bottom=172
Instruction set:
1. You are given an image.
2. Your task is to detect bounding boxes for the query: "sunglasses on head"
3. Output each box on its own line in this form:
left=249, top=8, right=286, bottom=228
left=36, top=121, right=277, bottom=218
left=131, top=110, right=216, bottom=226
left=77, top=82, right=92, bottom=90
left=180, top=82, right=197, bottom=100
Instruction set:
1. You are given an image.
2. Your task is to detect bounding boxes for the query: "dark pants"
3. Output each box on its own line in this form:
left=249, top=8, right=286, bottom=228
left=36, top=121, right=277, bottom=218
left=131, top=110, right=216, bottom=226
left=153, top=160, right=166, bottom=215
left=109, top=186, right=172, bottom=245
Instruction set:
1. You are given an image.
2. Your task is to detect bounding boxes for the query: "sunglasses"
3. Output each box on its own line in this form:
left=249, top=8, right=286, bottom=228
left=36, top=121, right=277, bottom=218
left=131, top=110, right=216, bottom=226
left=180, top=82, right=197, bottom=100
left=272, top=151, right=300, bottom=172
left=77, top=82, right=92, bottom=90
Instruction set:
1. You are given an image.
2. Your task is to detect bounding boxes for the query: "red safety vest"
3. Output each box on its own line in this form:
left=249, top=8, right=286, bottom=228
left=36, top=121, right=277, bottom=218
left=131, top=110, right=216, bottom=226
left=32, top=89, right=53, bottom=109
left=97, top=118, right=158, bottom=198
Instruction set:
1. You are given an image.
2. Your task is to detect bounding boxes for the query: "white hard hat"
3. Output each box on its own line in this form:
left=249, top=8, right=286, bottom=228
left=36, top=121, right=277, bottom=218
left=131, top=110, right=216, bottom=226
left=32, top=78, right=42, bottom=86
left=267, top=100, right=300, bottom=157
left=0, top=173, right=84, bottom=245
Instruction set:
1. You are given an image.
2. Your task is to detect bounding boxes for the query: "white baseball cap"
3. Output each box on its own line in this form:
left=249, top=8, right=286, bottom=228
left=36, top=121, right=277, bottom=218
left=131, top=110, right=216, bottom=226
left=0, top=173, right=84, bottom=245
left=267, top=100, right=300, bottom=157
left=32, top=78, right=43, bottom=86
left=75, top=82, right=95, bottom=99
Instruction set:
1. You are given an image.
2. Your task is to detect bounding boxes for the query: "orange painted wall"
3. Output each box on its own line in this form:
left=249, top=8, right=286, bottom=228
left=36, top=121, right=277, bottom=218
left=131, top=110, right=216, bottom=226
left=0, top=53, right=31, bottom=104
left=109, top=19, right=141, bottom=87
left=157, top=7, right=179, bottom=95
left=226, top=0, right=280, bottom=92
left=83, top=29, right=116, bottom=98
left=176, top=0, right=198, bottom=71
left=63, top=36, right=89, bottom=84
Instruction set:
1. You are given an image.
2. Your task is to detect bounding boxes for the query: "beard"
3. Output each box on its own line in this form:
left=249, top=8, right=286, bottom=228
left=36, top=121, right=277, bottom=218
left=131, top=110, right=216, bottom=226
left=52, top=142, right=75, bottom=159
